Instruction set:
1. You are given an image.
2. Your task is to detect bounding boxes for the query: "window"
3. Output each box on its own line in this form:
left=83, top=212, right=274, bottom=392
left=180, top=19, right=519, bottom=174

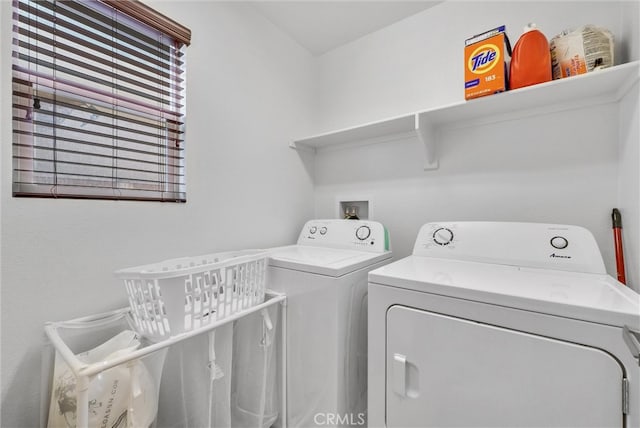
left=12, top=0, right=191, bottom=201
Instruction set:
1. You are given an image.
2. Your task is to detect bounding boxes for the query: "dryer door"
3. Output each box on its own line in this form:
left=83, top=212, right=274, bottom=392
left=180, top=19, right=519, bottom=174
left=386, top=305, right=624, bottom=427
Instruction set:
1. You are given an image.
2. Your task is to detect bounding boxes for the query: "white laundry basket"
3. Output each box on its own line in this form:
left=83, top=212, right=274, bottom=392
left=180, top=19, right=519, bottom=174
left=115, top=250, right=268, bottom=340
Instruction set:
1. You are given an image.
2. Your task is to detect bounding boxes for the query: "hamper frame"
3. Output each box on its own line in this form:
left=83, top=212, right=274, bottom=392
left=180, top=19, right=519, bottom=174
left=42, top=292, right=287, bottom=428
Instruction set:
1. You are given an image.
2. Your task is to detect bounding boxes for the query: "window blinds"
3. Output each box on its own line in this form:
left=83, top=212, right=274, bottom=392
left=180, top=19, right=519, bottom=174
left=12, top=0, right=189, bottom=201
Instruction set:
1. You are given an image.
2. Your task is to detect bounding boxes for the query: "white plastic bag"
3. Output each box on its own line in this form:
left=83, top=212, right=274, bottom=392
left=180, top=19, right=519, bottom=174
left=550, top=25, right=614, bottom=79
left=47, top=330, right=158, bottom=428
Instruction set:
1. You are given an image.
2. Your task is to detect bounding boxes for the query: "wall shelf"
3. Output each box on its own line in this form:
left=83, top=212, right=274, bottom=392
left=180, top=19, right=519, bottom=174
left=292, top=60, right=640, bottom=170
left=290, top=114, right=418, bottom=149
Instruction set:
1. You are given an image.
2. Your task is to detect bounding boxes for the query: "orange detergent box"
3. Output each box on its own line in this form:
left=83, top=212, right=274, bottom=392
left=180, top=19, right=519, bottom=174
left=465, top=26, right=509, bottom=100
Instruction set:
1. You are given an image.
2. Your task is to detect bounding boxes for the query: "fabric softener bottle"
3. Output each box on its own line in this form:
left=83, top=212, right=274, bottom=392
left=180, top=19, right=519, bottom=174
left=509, top=23, right=552, bottom=90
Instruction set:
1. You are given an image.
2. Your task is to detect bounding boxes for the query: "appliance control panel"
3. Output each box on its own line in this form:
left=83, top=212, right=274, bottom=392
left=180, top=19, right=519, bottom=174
left=413, top=222, right=606, bottom=274
left=297, top=219, right=389, bottom=253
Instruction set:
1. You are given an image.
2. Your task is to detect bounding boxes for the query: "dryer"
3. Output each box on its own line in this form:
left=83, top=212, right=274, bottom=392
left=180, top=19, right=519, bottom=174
left=269, top=219, right=392, bottom=427
left=368, top=222, right=640, bottom=428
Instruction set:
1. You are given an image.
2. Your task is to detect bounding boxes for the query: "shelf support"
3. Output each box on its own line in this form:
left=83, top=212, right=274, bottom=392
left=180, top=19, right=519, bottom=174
left=416, top=113, right=439, bottom=170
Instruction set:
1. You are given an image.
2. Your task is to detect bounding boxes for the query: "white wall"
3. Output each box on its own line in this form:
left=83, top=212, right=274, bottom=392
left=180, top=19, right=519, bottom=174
left=0, top=2, right=316, bottom=426
left=617, top=0, right=640, bottom=291
left=617, top=79, right=639, bottom=288
left=312, top=1, right=639, bottom=290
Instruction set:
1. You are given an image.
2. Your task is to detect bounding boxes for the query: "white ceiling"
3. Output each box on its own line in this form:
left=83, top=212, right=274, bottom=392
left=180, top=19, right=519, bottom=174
left=250, top=1, right=442, bottom=56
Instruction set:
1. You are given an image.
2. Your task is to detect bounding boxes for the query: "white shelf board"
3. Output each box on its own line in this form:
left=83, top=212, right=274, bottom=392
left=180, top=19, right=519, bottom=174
left=291, top=113, right=418, bottom=150
left=292, top=61, right=639, bottom=170
left=421, top=60, right=640, bottom=131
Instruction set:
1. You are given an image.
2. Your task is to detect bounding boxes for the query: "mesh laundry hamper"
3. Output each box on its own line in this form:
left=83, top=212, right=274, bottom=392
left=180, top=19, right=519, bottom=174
left=43, top=309, right=167, bottom=428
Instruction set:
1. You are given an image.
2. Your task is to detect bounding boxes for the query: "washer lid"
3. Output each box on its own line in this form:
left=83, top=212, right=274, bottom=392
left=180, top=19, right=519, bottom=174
left=369, top=256, right=640, bottom=328
left=268, top=245, right=392, bottom=277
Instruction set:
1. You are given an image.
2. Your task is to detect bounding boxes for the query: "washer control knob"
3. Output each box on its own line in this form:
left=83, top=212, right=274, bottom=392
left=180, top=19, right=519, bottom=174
left=319, top=227, right=327, bottom=235
left=433, top=228, right=454, bottom=246
left=356, top=225, right=371, bottom=241
left=309, top=226, right=317, bottom=234
left=550, top=236, right=568, bottom=250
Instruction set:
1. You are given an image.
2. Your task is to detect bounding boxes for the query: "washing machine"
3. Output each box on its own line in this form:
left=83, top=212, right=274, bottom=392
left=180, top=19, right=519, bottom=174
left=268, top=219, right=392, bottom=427
left=368, top=222, right=640, bottom=428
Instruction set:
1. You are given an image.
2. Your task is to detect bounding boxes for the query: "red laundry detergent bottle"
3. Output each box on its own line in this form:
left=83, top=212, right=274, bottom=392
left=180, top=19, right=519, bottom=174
left=509, top=23, right=552, bottom=90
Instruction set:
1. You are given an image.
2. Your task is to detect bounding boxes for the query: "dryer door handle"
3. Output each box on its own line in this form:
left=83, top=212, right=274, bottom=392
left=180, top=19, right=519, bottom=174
left=623, top=325, right=640, bottom=366
left=393, top=353, right=407, bottom=396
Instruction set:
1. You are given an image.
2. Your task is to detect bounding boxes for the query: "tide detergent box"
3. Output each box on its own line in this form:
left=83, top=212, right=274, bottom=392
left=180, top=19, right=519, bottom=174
left=465, top=26, right=510, bottom=100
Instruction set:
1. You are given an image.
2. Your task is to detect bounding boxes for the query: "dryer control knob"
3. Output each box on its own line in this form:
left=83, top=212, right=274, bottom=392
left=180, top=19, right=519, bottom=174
left=356, top=225, right=371, bottom=241
left=550, top=236, right=568, bottom=249
left=433, top=227, right=454, bottom=246
left=319, top=227, right=327, bottom=235
left=309, top=226, right=317, bottom=234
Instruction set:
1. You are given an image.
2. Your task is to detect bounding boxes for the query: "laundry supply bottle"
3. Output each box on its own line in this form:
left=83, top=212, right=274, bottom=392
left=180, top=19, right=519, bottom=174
left=509, top=23, right=552, bottom=90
